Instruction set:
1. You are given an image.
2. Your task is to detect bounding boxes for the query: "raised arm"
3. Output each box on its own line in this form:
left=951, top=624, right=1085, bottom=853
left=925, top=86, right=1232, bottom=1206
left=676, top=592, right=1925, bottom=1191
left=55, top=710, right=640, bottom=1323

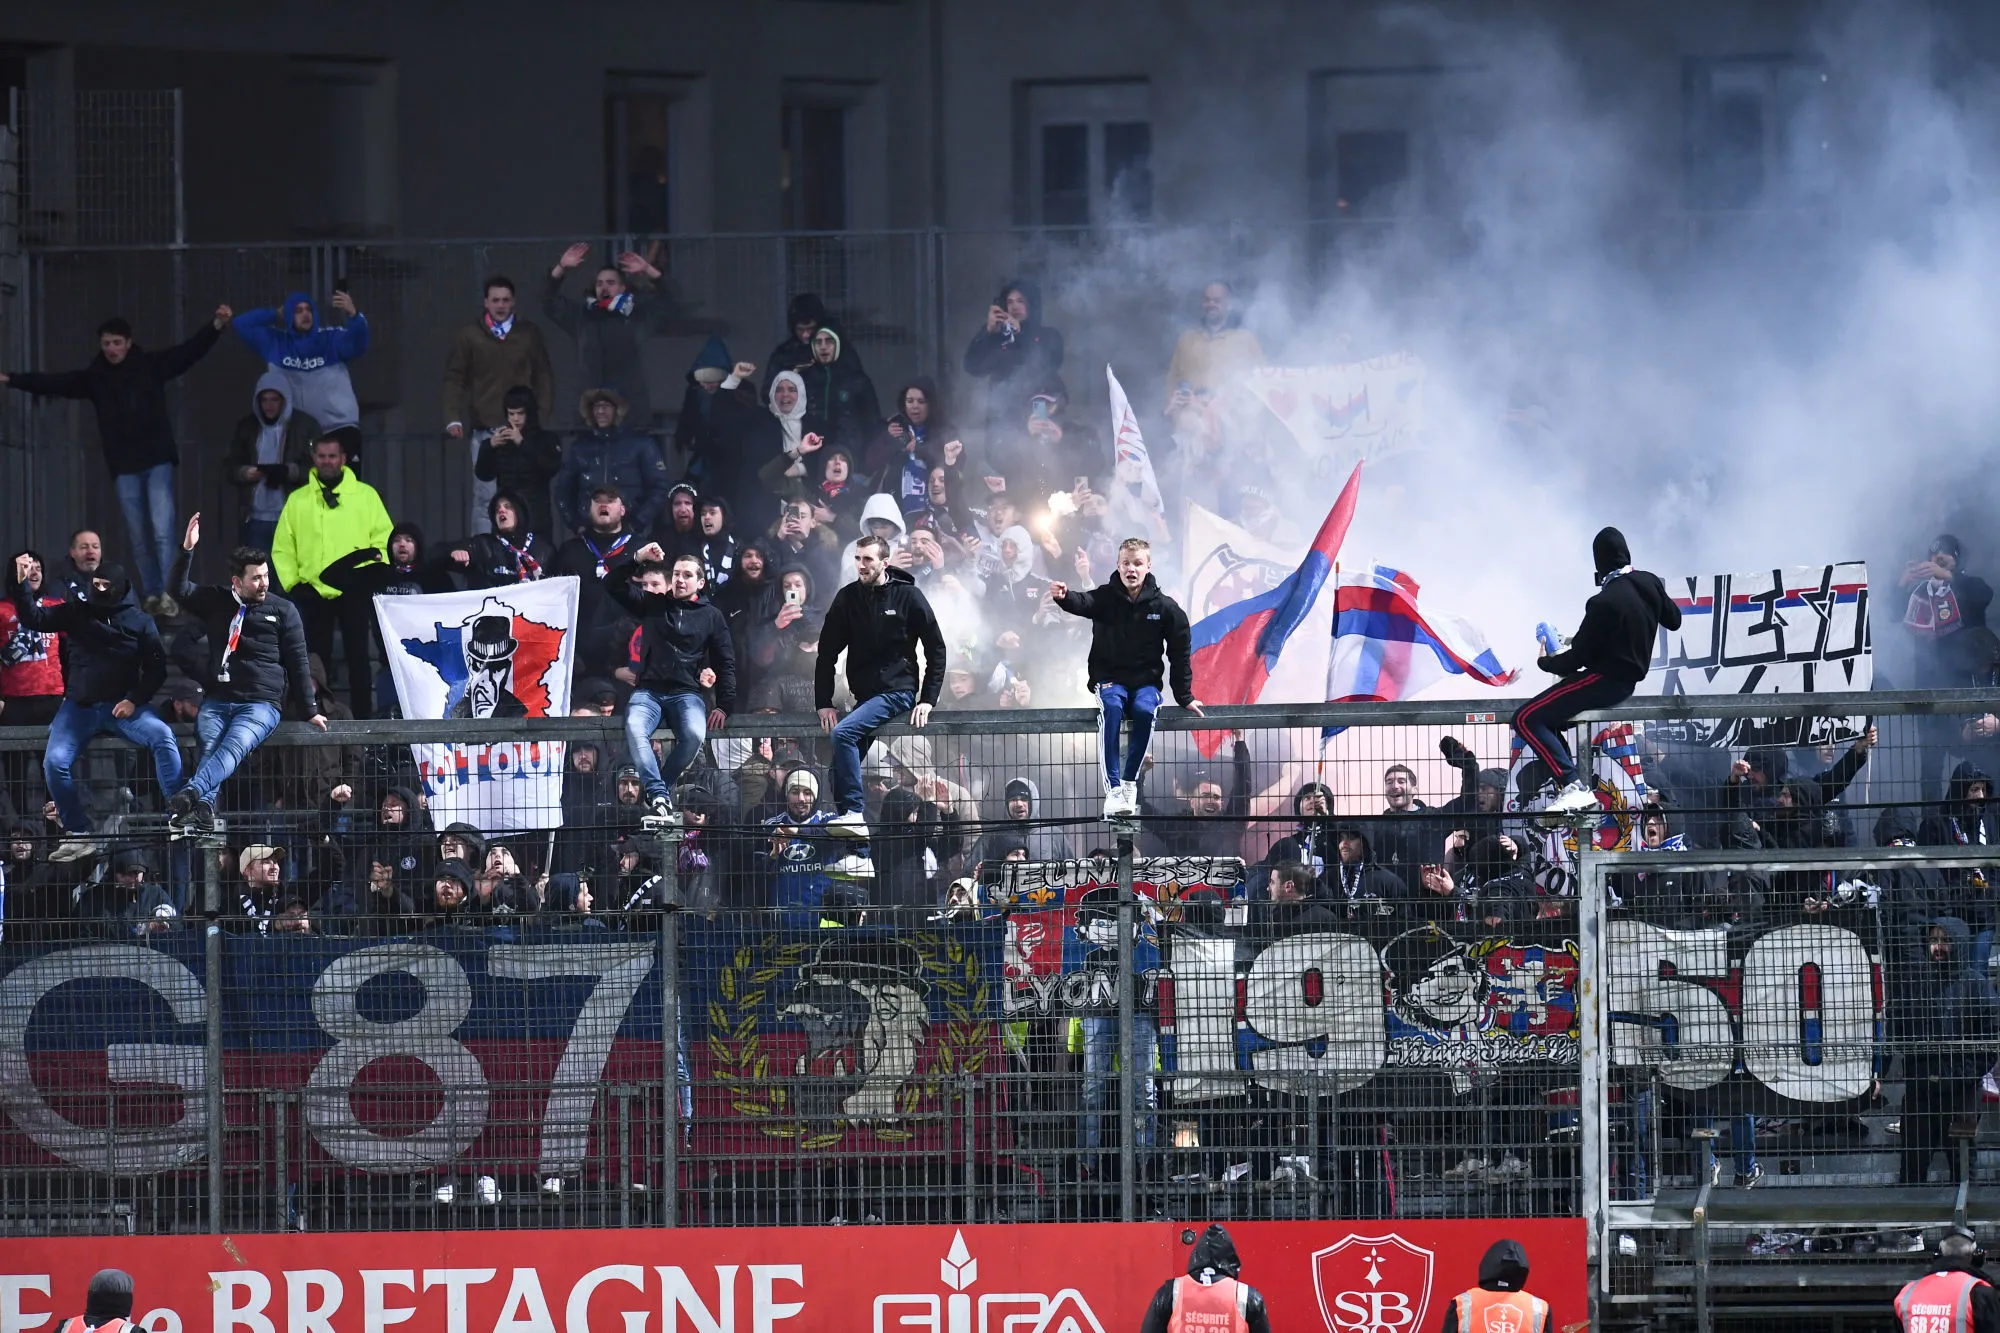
left=154, top=316, right=227, bottom=380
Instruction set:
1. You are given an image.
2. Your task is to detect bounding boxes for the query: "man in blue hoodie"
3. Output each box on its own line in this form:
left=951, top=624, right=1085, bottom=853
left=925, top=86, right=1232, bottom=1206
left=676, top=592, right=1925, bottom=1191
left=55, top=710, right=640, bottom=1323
left=231, top=289, right=370, bottom=463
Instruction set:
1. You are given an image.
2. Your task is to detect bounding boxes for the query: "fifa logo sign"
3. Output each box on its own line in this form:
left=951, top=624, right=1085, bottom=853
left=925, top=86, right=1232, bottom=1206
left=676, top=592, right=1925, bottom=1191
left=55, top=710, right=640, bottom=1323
left=1312, top=1235, right=1436, bottom=1333
left=873, top=1231, right=1106, bottom=1333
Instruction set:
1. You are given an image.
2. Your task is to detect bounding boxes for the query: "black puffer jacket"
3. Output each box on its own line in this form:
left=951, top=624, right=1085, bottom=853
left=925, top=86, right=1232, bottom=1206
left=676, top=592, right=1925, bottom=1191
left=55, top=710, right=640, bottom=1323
left=473, top=387, right=562, bottom=534
left=10, top=574, right=164, bottom=707
left=1054, top=573, right=1195, bottom=702
left=1138, top=1224, right=1271, bottom=1333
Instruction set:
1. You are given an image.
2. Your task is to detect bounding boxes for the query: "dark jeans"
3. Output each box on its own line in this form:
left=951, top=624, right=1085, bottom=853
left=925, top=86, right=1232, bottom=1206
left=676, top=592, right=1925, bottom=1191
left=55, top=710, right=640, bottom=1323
left=1902, top=1070, right=1978, bottom=1183
left=1512, top=670, right=1634, bottom=786
left=289, top=584, right=374, bottom=718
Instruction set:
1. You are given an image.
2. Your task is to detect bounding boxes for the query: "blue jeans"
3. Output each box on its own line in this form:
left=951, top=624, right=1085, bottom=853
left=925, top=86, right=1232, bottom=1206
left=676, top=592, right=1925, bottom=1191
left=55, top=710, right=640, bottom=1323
left=44, top=699, right=183, bottom=833
left=184, top=699, right=282, bottom=804
left=114, top=463, right=177, bottom=597
left=627, top=689, right=707, bottom=802
left=1082, top=1013, right=1158, bottom=1152
left=1097, top=683, right=1160, bottom=789
left=830, top=691, right=913, bottom=815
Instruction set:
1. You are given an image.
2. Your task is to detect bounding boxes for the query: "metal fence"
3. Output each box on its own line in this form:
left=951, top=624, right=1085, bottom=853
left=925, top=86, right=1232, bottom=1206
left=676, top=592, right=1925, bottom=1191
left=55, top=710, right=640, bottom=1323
left=4, top=689, right=2000, bottom=1267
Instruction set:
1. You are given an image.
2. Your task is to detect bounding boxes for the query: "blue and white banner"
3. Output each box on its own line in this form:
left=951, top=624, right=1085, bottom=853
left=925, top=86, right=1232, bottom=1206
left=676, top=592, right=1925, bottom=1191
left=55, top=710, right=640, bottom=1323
left=374, top=578, right=579, bottom=830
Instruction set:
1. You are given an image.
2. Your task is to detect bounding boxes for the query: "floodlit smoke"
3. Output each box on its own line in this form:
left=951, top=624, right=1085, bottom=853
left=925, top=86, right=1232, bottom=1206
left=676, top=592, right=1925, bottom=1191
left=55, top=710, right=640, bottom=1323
left=1027, top=3, right=2000, bottom=693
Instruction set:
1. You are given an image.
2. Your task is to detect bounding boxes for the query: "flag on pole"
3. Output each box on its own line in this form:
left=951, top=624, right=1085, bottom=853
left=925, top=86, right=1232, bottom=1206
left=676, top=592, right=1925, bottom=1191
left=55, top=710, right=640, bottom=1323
left=1186, top=462, right=1363, bottom=754
left=1322, top=563, right=1516, bottom=738
left=1106, top=364, right=1168, bottom=542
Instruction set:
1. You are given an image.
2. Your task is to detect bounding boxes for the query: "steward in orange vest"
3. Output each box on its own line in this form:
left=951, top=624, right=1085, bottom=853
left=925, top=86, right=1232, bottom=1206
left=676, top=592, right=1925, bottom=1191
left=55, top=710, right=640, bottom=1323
left=1441, top=1240, right=1549, bottom=1333
left=1139, top=1223, right=1272, bottom=1333
left=60, top=1269, right=133, bottom=1333
left=1896, top=1229, right=2000, bottom=1333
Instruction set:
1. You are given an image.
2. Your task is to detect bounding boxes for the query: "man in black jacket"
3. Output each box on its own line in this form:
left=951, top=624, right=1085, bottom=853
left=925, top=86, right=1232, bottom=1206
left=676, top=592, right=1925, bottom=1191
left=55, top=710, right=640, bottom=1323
left=1049, top=536, right=1203, bottom=820
left=1896, top=916, right=2000, bottom=1185
left=10, top=555, right=177, bottom=863
left=1514, top=526, right=1681, bottom=821
left=815, top=535, right=945, bottom=836
left=551, top=486, right=641, bottom=677
left=610, top=546, right=735, bottom=821
left=1137, top=1223, right=1272, bottom=1333
left=166, top=514, right=324, bottom=833
left=1, top=306, right=231, bottom=612
left=445, top=490, right=553, bottom=589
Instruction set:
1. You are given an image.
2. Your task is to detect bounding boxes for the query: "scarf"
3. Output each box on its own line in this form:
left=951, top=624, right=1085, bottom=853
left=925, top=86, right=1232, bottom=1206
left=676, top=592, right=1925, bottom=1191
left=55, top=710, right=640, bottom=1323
left=483, top=312, right=514, bottom=340
left=216, top=595, right=248, bottom=683
left=589, top=292, right=634, bottom=317
left=582, top=531, right=632, bottom=579
left=769, top=371, right=806, bottom=454
left=498, top=534, right=540, bottom=582
left=1906, top=577, right=1965, bottom=638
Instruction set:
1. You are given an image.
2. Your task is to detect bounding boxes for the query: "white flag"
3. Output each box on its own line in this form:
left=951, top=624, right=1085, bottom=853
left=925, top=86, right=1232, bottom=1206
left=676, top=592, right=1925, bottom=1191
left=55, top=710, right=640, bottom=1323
left=375, top=577, right=581, bottom=831
left=1106, top=364, right=1169, bottom=543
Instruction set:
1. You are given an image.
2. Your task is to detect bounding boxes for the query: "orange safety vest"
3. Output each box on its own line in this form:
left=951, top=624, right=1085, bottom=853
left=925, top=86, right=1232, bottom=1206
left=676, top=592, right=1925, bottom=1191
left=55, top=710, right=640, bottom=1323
left=1898, top=1270, right=1990, bottom=1333
left=61, top=1321, right=126, bottom=1333
left=1167, top=1275, right=1249, bottom=1333
left=1454, top=1288, right=1550, bottom=1333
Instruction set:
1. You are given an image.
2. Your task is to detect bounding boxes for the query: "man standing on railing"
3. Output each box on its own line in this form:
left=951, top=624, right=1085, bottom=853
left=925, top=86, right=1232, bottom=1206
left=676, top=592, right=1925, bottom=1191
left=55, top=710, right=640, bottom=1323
left=815, top=535, right=944, bottom=838
left=1514, top=526, right=1681, bottom=823
left=167, top=514, right=325, bottom=836
left=9, top=553, right=176, bottom=864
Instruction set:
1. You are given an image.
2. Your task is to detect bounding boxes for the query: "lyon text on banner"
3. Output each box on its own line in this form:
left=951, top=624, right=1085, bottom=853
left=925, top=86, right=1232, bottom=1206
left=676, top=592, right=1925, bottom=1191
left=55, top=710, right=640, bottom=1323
left=375, top=577, right=580, bottom=830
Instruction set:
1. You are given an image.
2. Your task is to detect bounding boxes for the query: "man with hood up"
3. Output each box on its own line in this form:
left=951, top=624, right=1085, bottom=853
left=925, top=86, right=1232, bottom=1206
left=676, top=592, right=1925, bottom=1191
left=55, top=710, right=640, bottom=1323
left=10, top=554, right=175, bottom=863
left=60, top=1267, right=135, bottom=1333
left=1895, top=1228, right=2000, bottom=1333
left=797, top=326, right=880, bottom=456
left=226, top=370, right=319, bottom=551
left=446, top=490, right=552, bottom=589
left=661, top=482, right=706, bottom=565
left=474, top=385, right=562, bottom=535
left=766, top=293, right=869, bottom=387
left=1441, top=1239, right=1550, bottom=1333
left=1896, top=915, right=2000, bottom=1185
left=969, top=776, right=1073, bottom=866
left=963, top=278, right=1066, bottom=437
left=232, top=288, right=369, bottom=460
left=554, top=389, right=671, bottom=539
left=1514, top=526, right=1681, bottom=822
left=1137, top=1223, right=1272, bottom=1333
left=674, top=336, right=738, bottom=488
left=838, top=493, right=912, bottom=584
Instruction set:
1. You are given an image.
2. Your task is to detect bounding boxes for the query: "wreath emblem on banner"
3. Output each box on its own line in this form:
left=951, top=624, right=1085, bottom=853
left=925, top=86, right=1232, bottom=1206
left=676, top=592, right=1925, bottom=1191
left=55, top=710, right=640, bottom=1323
left=710, top=932, right=989, bottom=1149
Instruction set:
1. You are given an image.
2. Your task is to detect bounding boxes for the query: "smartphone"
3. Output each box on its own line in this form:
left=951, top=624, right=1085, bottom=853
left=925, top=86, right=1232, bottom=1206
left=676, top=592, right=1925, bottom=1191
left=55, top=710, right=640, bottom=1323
left=1073, top=476, right=1089, bottom=491
left=331, top=277, right=350, bottom=296
left=784, top=586, right=804, bottom=608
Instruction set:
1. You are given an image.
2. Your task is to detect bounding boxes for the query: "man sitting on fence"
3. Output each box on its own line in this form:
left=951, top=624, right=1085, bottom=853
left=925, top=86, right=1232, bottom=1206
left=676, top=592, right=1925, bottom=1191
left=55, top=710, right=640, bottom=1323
left=9, top=551, right=177, bottom=864
left=168, top=515, right=325, bottom=836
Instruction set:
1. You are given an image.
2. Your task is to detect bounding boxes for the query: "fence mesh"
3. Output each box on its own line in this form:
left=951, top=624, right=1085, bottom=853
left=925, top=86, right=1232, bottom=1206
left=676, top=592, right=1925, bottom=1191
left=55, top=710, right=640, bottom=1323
left=1, top=694, right=1996, bottom=1248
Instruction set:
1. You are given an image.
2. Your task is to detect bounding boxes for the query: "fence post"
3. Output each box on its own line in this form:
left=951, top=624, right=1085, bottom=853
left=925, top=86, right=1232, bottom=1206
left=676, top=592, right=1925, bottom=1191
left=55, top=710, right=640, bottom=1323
left=203, top=832, right=224, bottom=1234
left=1578, top=846, right=1606, bottom=1323
left=1115, top=832, right=1137, bottom=1223
left=661, top=905, right=681, bottom=1228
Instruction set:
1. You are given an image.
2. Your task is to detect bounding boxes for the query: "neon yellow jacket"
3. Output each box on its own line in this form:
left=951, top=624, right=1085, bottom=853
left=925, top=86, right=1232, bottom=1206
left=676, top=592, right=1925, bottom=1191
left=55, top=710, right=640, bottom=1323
left=271, top=466, right=394, bottom=598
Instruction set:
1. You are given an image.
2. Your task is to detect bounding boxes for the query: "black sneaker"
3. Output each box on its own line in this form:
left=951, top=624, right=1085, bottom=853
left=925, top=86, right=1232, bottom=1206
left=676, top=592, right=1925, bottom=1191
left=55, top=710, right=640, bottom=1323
left=186, top=797, right=218, bottom=835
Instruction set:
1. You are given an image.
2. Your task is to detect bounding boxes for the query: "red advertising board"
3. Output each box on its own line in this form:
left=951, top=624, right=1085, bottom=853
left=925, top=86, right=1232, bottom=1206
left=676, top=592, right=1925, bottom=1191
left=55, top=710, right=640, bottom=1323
left=1, top=1218, right=1587, bottom=1333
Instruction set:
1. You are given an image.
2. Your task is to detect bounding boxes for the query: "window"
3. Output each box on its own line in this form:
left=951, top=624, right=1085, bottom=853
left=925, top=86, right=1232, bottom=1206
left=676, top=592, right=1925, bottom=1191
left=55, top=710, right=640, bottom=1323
left=1307, top=67, right=1484, bottom=222
left=782, top=102, right=848, bottom=232
left=607, top=91, right=673, bottom=234
left=606, top=74, right=709, bottom=235
left=1684, top=56, right=1829, bottom=211
left=1017, top=80, right=1151, bottom=227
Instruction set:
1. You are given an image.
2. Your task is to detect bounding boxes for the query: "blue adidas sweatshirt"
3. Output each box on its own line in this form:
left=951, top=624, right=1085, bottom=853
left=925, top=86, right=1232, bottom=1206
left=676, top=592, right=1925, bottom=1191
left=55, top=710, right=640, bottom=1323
left=231, top=292, right=369, bottom=431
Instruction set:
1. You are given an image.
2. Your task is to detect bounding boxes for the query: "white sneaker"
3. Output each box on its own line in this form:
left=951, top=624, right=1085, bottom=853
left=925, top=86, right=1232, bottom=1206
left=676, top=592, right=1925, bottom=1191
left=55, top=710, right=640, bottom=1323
left=827, top=853, right=876, bottom=883
left=540, top=1176, right=564, bottom=1196
left=48, top=836, right=101, bottom=863
left=1546, top=780, right=1599, bottom=814
left=475, top=1174, right=501, bottom=1205
left=1102, top=788, right=1126, bottom=820
left=1488, top=1153, right=1530, bottom=1183
left=434, top=1182, right=456, bottom=1205
left=1120, top=781, right=1138, bottom=812
left=825, top=810, right=870, bottom=838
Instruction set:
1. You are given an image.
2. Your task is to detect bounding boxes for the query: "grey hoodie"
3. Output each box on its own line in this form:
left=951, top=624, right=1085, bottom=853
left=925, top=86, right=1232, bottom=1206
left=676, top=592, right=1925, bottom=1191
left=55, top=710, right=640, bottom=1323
left=970, top=776, right=1072, bottom=864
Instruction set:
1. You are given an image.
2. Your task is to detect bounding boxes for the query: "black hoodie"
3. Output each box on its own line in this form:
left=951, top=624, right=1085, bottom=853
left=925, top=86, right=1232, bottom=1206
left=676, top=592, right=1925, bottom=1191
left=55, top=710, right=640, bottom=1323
left=1138, top=1224, right=1271, bottom=1333
left=474, top=386, right=562, bottom=534
left=1053, top=572, right=1196, bottom=702
left=963, top=278, right=1066, bottom=431
left=5, top=323, right=221, bottom=475
left=1439, top=1240, right=1539, bottom=1333
left=453, top=489, right=555, bottom=588
left=12, top=573, right=166, bottom=707
left=1540, top=527, right=1682, bottom=684
left=816, top=566, right=945, bottom=708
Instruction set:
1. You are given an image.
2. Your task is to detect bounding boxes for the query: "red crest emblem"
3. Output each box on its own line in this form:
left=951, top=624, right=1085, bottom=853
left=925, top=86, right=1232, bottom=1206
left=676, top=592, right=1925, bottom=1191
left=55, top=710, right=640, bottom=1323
left=1312, top=1233, right=1436, bottom=1333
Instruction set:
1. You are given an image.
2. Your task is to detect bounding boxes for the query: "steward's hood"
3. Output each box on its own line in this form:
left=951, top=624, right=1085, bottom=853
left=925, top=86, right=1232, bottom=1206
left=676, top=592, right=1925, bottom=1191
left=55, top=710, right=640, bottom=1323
left=858, top=492, right=908, bottom=537
left=1478, top=1238, right=1531, bottom=1291
left=252, top=368, right=293, bottom=424
left=1186, top=1224, right=1242, bottom=1281
left=84, top=1269, right=134, bottom=1326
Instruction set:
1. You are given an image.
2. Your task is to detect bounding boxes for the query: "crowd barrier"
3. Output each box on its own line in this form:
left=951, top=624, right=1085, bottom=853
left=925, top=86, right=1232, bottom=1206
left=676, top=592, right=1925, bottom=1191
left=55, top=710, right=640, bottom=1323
left=2, top=691, right=1998, bottom=1329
